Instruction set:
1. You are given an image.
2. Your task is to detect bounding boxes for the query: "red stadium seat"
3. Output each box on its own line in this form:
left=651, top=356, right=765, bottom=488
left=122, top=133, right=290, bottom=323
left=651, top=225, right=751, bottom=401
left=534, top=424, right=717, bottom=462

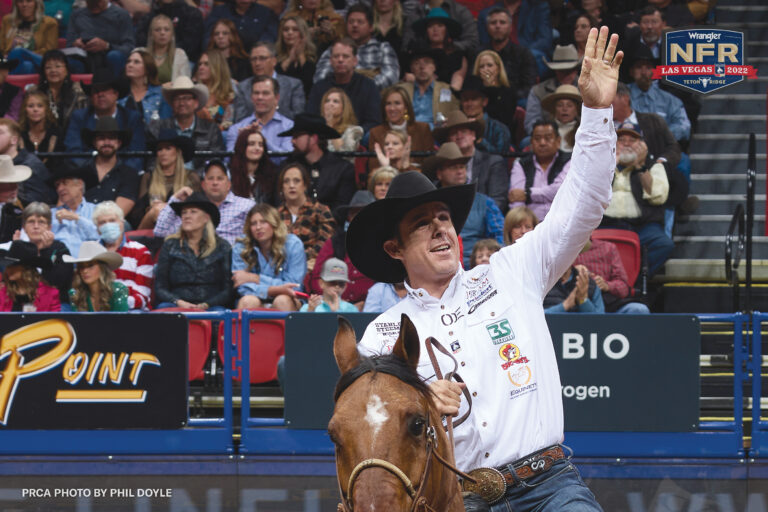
left=592, top=229, right=642, bottom=288
left=125, top=229, right=155, bottom=239
left=354, top=143, right=368, bottom=190
left=6, top=74, right=38, bottom=88
left=71, top=74, right=93, bottom=84
left=58, top=38, right=66, bottom=49
left=152, top=307, right=212, bottom=381
left=218, top=310, right=285, bottom=384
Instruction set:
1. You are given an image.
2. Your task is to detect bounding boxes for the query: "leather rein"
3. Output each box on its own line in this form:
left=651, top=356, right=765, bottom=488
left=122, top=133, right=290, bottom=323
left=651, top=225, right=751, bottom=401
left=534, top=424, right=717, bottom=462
left=336, top=338, right=476, bottom=512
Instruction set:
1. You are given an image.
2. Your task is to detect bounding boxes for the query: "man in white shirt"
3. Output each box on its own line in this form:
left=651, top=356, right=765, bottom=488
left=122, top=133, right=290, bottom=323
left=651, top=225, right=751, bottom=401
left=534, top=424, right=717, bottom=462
left=345, top=26, right=622, bottom=510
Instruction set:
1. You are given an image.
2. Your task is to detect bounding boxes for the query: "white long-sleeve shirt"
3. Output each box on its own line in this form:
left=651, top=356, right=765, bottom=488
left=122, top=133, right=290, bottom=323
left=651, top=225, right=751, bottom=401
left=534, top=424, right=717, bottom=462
left=358, top=105, right=616, bottom=472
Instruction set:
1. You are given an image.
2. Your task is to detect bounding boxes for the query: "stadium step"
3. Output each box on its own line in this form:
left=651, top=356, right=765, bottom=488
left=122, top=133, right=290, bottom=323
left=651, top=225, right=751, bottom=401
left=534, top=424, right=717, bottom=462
left=715, top=5, right=768, bottom=23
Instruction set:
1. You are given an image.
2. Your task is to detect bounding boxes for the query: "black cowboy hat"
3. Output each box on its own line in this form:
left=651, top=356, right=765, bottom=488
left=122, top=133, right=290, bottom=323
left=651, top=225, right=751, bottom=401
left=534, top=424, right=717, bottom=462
left=170, top=191, right=221, bottom=227
left=406, top=45, right=443, bottom=68
left=628, top=43, right=660, bottom=68
left=149, top=129, right=196, bottom=162
left=346, top=171, right=475, bottom=283
left=82, top=67, right=126, bottom=96
left=411, top=7, right=462, bottom=40
left=277, top=112, right=341, bottom=140
left=0, top=241, right=51, bottom=270
left=46, top=160, right=97, bottom=188
left=334, top=190, right=375, bottom=220
left=453, top=75, right=489, bottom=100
left=81, top=116, right=132, bottom=147
left=0, top=55, right=19, bottom=72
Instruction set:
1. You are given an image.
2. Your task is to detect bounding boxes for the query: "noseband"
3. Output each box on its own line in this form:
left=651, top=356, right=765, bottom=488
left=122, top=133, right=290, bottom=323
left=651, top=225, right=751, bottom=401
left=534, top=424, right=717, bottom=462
left=334, top=357, right=475, bottom=512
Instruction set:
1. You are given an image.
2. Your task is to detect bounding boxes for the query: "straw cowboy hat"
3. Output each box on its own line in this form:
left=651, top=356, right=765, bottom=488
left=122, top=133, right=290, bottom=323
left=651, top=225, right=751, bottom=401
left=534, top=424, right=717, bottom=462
left=0, top=155, right=32, bottom=183
left=170, top=191, right=221, bottom=227
left=543, top=45, right=580, bottom=70
left=346, top=171, right=475, bottom=283
left=161, top=76, right=209, bottom=110
left=541, top=84, right=582, bottom=116
left=63, top=241, right=123, bottom=270
left=422, top=142, right=471, bottom=177
left=432, top=110, right=484, bottom=144
left=0, top=241, right=51, bottom=269
left=81, top=116, right=132, bottom=147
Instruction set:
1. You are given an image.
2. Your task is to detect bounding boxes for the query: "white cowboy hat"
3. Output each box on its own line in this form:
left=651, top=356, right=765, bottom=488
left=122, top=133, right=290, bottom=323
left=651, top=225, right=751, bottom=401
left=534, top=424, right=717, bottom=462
left=543, top=45, right=580, bottom=71
left=161, top=76, right=209, bottom=111
left=63, top=241, right=123, bottom=270
left=0, top=155, right=32, bottom=183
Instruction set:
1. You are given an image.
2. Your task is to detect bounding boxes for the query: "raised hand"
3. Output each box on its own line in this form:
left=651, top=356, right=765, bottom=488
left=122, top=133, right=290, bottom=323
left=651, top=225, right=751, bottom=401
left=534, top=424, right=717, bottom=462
left=578, top=26, right=623, bottom=109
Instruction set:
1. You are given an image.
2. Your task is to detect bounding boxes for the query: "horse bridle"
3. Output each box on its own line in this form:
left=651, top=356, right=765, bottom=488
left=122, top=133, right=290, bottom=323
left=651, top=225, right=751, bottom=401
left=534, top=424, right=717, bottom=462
left=336, top=338, right=476, bottom=512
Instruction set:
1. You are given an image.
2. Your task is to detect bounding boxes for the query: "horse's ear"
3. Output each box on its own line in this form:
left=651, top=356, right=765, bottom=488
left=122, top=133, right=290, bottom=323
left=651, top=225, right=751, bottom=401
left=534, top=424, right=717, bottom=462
left=392, top=314, right=420, bottom=369
left=334, top=316, right=360, bottom=374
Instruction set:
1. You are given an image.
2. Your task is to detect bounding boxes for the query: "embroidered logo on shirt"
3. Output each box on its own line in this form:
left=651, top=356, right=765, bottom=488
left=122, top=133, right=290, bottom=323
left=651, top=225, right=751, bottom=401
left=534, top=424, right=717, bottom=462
left=450, top=341, right=461, bottom=353
left=486, top=319, right=514, bottom=345
left=498, top=343, right=532, bottom=388
left=441, top=307, right=464, bottom=326
left=467, top=288, right=497, bottom=314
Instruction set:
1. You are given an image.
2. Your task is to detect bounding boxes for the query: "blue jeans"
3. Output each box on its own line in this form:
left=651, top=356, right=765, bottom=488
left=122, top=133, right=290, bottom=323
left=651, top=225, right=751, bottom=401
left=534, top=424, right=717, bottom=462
left=490, top=458, right=603, bottom=512
left=67, top=50, right=126, bottom=77
left=156, top=302, right=227, bottom=311
left=8, top=47, right=42, bottom=74
left=636, top=222, right=674, bottom=277
left=616, top=301, right=650, bottom=314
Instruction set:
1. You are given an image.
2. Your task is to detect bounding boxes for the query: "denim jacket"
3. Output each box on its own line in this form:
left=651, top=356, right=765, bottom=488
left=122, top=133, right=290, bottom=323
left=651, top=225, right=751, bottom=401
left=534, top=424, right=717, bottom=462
left=232, top=234, right=306, bottom=300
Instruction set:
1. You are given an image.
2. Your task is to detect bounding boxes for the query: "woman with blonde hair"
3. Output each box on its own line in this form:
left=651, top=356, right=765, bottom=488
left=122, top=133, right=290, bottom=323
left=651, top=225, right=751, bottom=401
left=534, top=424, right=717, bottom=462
left=65, top=241, right=129, bottom=312
left=0, top=240, right=60, bottom=312
left=372, top=0, right=404, bottom=59
left=503, top=206, right=538, bottom=245
left=18, top=89, right=61, bottom=157
left=473, top=49, right=518, bottom=139
left=321, top=88, right=362, bottom=156
left=373, top=130, right=421, bottom=173
left=146, top=14, right=191, bottom=83
left=1, top=0, right=58, bottom=74
left=133, top=130, right=200, bottom=229
left=154, top=193, right=232, bottom=310
left=276, top=16, right=316, bottom=96
left=118, top=49, right=173, bottom=126
left=232, top=203, right=307, bottom=311
left=283, top=0, right=343, bottom=55
left=368, top=85, right=433, bottom=172
left=194, top=50, right=235, bottom=131
left=206, top=19, right=250, bottom=81
left=367, top=166, right=397, bottom=200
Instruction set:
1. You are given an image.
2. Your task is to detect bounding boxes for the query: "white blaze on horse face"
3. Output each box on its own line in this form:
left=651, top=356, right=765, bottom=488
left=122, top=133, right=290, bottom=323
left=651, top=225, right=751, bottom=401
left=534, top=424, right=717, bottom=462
left=364, top=394, right=389, bottom=445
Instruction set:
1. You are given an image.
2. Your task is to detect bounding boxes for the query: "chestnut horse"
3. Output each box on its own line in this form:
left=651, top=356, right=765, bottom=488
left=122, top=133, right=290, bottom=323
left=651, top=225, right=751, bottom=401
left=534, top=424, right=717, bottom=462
left=330, top=315, right=468, bottom=511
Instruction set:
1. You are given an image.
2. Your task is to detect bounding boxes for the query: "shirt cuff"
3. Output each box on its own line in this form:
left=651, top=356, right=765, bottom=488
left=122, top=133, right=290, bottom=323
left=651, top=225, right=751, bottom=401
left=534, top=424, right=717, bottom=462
left=579, top=105, right=615, bottom=133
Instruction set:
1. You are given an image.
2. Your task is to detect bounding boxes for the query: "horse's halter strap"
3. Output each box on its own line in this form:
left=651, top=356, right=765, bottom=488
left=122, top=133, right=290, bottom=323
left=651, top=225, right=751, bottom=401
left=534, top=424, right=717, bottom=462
left=424, top=337, right=474, bottom=443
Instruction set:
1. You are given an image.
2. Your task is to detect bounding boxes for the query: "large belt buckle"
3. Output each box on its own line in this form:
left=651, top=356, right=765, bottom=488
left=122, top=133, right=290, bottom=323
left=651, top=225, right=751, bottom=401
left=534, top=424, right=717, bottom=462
left=462, top=467, right=506, bottom=504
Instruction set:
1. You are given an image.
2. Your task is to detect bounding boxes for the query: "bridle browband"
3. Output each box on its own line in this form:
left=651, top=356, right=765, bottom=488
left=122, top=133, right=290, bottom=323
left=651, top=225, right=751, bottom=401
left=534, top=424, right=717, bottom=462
left=333, top=354, right=475, bottom=512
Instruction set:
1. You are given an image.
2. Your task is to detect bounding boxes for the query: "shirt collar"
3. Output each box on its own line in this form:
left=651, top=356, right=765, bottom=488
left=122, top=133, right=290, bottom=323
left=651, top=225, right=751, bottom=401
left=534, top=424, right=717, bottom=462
left=404, top=266, right=463, bottom=308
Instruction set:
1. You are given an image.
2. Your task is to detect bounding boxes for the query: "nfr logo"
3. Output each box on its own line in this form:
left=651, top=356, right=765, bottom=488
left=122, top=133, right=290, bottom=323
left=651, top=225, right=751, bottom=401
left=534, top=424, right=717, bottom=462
left=655, top=29, right=758, bottom=94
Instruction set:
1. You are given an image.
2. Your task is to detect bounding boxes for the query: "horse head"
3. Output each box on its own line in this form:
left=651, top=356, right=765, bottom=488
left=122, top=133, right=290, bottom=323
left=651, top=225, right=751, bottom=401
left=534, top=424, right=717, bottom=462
left=330, top=314, right=465, bottom=512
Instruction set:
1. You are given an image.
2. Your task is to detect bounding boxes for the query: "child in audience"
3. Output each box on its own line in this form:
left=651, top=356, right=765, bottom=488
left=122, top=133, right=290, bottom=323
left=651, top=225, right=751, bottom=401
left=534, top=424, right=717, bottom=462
left=300, top=257, right=357, bottom=313
left=469, top=238, right=501, bottom=268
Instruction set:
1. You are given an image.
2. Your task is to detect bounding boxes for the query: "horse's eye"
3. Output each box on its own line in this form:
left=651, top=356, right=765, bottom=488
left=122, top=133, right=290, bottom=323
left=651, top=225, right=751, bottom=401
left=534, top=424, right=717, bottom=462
left=408, top=416, right=426, bottom=437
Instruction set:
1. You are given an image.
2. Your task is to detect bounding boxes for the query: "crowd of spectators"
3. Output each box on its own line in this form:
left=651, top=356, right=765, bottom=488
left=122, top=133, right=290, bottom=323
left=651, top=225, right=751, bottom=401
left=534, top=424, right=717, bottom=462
left=0, top=0, right=716, bottom=314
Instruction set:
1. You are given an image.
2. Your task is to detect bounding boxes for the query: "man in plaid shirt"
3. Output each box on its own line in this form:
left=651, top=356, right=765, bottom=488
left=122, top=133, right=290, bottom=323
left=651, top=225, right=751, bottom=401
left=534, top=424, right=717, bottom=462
left=312, top=4, right=400, bottom=90
left=574, top=234, right=650, bottom=313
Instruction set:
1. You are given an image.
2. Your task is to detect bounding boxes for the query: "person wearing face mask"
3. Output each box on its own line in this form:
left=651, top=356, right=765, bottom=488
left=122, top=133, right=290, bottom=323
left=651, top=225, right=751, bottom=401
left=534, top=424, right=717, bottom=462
left=92, top=200, right=153, bottom=310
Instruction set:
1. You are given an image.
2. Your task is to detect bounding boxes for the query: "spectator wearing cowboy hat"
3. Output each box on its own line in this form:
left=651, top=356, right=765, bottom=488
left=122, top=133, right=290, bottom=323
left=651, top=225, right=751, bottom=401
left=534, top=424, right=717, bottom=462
left=147, top=75, right=225, bottom=174
left=64, top=240, right=129, bottom=312
left=401, top=0, right=478, bottom=56
left=406, top=8, right=467, bottom=91
left=153, top=159, right=255, bottom=246
left=280, top=112, right=355, bottom=213
left=0, top=154, right=31, bottom=242
left=81, top=116, right=139, bottom=216
left=132, top=129, right=200, bottom=230
left=64, top=68, right=146, bottom=171
left=0, top=118, right=54, bottom=204
left=398, top=48, right=460, bottom=129
left=524, top=44, right=580, bottom=137
left=457, top=75, right=511, bottom=155
left=305, top=189, right=375, bottom=309
left=0, top=55, right=22, bottom=120
left=541, top=84, right=581, bottom=152
left=48, top=162, right=99, bottom=255
left=426, top=141, right=504, bottom=268
left=0, top=240, right=60, bottom=311
left=225, top=75, right=294, bottom=160
left=154, top=191, right=233, bottom=310
left=432, top=110, right=508, bottom=213
left=509, top=119, right=571, bottom=221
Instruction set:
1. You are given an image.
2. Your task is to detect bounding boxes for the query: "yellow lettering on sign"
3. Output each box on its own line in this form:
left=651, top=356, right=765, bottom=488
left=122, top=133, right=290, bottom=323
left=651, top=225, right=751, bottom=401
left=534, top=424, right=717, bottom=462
left=128, top=353, right=161, bottom=385
left=719, top=44, right=738, bottom=63
left=85, top=352, right=103, bottom=384
left=696, top=43, right=715, bottom=61
left=670, top=43, right=693, bottom=63
left=62, top=352, right=88, bottom=384
left=0, top=320, right=75, bottom=425
left=98, top=353, right=128, bottom=385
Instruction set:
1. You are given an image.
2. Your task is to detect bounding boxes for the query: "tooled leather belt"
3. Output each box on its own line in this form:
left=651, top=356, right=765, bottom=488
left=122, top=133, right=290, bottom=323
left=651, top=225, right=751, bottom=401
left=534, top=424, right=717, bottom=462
left=461, top=445, right=567, bottom=504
